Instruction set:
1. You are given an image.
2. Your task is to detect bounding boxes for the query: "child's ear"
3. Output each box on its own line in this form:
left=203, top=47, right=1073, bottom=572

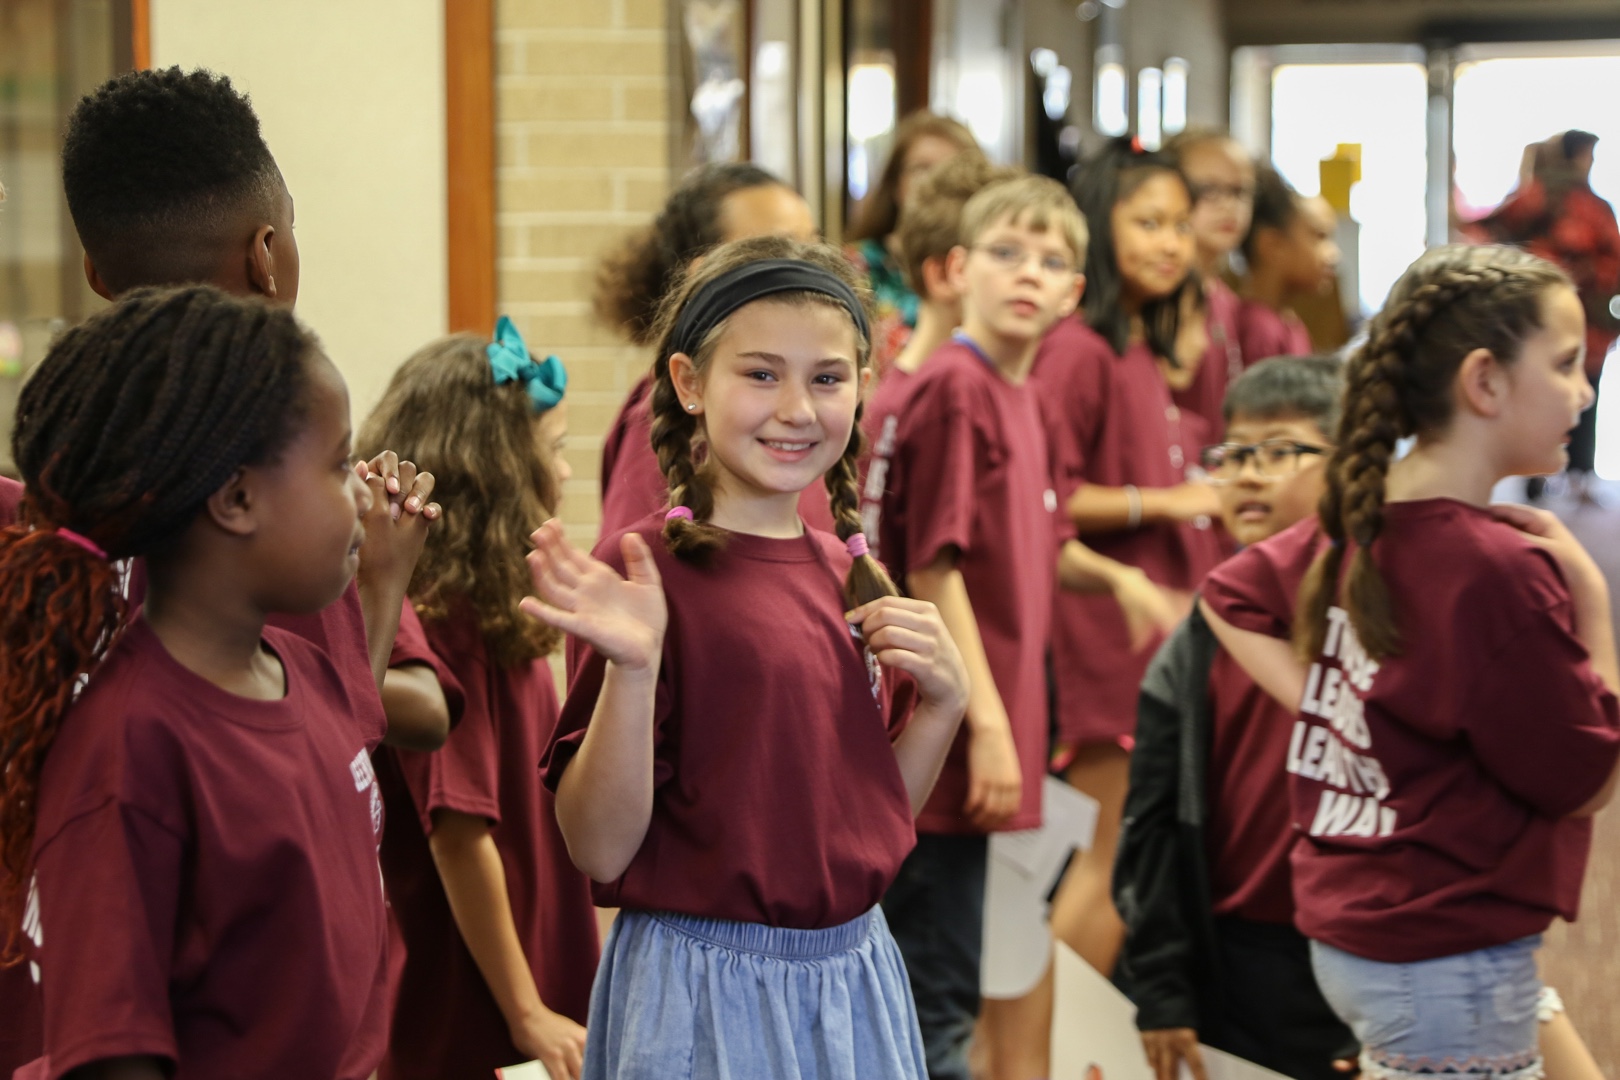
left=82, top=253, right=114, bottom=301
left=246, top=224, right=280, bottom=300
left=1062, top=272, right=1087, bottom=318
left=205, top=467, right=261, bottom=538
left=1455, top=346, right=1507, bottom=418
left=944, top=245, right=970, bottom=293
left=668, top=352, right=703, bottom=413
left=921, top=255, right=954, bottom=302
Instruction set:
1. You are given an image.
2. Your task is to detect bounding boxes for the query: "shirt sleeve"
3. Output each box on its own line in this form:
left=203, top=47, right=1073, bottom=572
left=1034, top=330, right=1109, bottom=498
left=1460, top=561, right=1620, bottom=819
left=388, top=600, right=467, bottom=728
left=894, top=399, right=978, bottom=573
left=395, top=635, right=501, bottom=830
left=1202, top=522, right=1324, bottom=639
left=34, top=800, right=183, bottom=1076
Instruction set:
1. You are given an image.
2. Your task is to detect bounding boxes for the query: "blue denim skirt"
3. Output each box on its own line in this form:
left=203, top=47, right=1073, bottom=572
left=1309, top=936, right=1543, bottom=1080
left=583, top=906, right=928, bottom=1080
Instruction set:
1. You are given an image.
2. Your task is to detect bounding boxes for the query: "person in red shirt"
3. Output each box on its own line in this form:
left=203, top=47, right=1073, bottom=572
left=1468, top=130, right=1620, bottom=503
left=1032, top=136, right=1226, bottom=985
left=60, top=67, right=449, bottom=751
left=859, top=152, right=1020, bottom=561
left=0, top=287, right=395, bottom=1080
left=1164, top=131, right=1256, bottom=436
left=1201, top=245, right=1620, bottom=1080
left=1114, top=356, right=1354, bottom=1080
left=0, top=475, right=38, bottom=1080
left=593, top=163, right=832, bottom=537
left=530, top=237, right=970, bottom=1079
left=359, top=320, right=599, bottom=1080
left=1235, top=168, right=1338, bottom=367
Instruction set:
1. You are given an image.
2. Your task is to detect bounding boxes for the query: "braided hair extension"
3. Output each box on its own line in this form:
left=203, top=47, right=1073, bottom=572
left=1069, top=135, right=1191, bottom=364
left=0, top=285, right=315, bottom=961
left=1294, top=245, right=1571, bottom=662
left=645, top=235, right=899, bottom=607
left=593, top=162, right=786, bottom=346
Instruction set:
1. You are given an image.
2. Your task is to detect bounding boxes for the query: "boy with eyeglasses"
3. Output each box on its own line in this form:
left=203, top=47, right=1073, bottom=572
left=877, top=174, right=1086, bottom=1080
left=1113, top=356, right=1356, bottom=1080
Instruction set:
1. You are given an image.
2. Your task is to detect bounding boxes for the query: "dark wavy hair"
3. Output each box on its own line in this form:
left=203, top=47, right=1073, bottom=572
left=358, top=334, right=564, bottom=665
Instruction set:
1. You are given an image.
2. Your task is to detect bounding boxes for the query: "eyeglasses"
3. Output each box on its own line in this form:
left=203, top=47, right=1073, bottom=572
left=1199, top=438, right=1327, bottom=478
left=1188, top=181, right=1256, bottom=205
left=972, top=243, right=1077, bottom=276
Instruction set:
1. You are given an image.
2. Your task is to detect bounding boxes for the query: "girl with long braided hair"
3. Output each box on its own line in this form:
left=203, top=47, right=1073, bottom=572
left=1200, top=245, right=1619, bottom=1080
left=0, top=286, right=397, bottom=1080
left=528, top=235, right=969, bottom=1080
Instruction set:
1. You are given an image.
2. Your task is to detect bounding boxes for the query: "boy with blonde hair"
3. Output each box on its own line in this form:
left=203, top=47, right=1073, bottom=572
left=878, top=176, right=1087, bottom=1079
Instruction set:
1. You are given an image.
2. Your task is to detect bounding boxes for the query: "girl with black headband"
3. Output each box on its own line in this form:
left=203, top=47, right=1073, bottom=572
left=527, top=235, right=970, bottom=1079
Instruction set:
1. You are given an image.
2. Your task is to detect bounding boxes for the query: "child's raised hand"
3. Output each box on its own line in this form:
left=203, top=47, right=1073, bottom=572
left=847, top=596, right=970, bottom=718
left=355, top=455, right=441, bottom=591
left=520, top=520, right=667, bottom=671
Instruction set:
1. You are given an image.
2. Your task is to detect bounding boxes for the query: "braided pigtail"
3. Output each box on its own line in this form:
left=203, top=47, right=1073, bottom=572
left=825, top=406, right=900, bottom=608
left=0, top=285, right=315, bottom=963
left=1294, top=245, right=1571, bottom=662
left=648, top=338, right=730, bottom=559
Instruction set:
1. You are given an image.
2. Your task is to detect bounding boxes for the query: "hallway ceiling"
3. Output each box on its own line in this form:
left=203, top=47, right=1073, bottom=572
left=1224, top=0, right=1620, bottom=47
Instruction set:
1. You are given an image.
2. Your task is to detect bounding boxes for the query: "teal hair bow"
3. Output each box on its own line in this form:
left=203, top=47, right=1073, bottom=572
left=487, top=315, right=567, bottom=413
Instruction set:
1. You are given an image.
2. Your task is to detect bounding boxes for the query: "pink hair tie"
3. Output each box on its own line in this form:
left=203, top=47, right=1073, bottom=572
left=846, top=532, right=869, bottom=558
left=57, top=527, right=107, bottom=560
left=665, top=506, right=694, bottom=523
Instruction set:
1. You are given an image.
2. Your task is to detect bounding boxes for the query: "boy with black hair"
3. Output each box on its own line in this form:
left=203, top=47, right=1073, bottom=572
left=59, top=65, right=444, bottom=751
left=1114, top=356, right=1354, bottom=1080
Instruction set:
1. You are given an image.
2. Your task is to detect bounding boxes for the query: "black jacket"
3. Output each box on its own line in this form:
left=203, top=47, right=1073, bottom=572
left=1112, top=602, right=1221, bottom=1032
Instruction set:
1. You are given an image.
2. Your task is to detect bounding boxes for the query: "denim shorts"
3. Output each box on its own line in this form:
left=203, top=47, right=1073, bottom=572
left=583, top=906, right=928, bottom=1080
left=1309, top=936, right=1543, bottom=1080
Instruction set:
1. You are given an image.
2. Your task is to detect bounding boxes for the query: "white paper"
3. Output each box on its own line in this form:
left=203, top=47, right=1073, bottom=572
left=981, top=778, right=1101, bottom=999
left=1195, top=1046, right=1295, bottom=1080
left=1050, top=942, right=1155, bottom=1080
left=495, top=1062, right=553, bottom=1080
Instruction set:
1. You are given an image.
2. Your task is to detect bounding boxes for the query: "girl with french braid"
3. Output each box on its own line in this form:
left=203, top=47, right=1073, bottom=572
left=0, top=286, right=398, bottom=1079
left=1200, top=244, right=1619, bottom=1080
left=528, top=235, right=969, bottom=1080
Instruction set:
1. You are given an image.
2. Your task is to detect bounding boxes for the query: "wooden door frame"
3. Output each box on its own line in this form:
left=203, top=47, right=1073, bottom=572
left=124, top=0, right=496, bottom=335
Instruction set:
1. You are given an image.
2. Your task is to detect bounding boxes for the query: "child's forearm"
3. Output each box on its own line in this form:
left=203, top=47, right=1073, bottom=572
left=380, top=663, right=451, bottom=751
left=1058, top=538, right=1139, bottom=593
left=428, top=812, right=551, bottom=1032
left=356, top=575, right=408, bottom=693
left=907, top=563, right=1009, bottom=738
left=1199, top=598, right=1307, bottom=711
left=1065, top=482, right=1216, bottom=533
left=891, top=700, right=966, bottom=813
left=554, top=661, right=659, bottom=881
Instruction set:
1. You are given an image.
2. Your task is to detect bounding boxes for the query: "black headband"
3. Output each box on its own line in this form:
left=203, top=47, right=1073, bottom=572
left=669, top=258, right=870, bottom=360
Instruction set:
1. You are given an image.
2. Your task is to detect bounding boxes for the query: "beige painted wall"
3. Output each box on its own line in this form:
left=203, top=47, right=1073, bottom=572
left=150, top=0, right=449, bottom=420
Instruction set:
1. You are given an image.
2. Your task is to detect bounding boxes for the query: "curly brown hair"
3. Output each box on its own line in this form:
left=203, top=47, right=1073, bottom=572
left=645, top=235, right=899, bottom=609
left=358, top=334, right=564, bottom=666
left=1295, top=244, right=1571, bottom=663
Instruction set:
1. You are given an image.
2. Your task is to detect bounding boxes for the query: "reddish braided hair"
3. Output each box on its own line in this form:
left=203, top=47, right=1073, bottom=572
left=0, top=285, right=314, bottom=963
left=1294, top=245, right=1571, bottom=662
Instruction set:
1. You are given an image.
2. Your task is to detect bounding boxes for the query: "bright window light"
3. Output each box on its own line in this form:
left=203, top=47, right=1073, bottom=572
left=1162, top=57, right=1189, bottom=135
left=847, top=63, right=897, bottom=142
left=1095, top=48, right=1128, bottom=137
left=1137, top=67, right=1163, bottom=150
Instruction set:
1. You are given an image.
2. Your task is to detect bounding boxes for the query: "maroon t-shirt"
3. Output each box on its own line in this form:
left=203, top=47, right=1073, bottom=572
left=543, top=516, right=917, bottom=929
left=380, top=605, right=597, bottom=1079
left=1033, top=316, right=1226, bottom=745
left=388, top=599, right=468, bottom=727
left=1204, top=503, right=1620, bottom=962
left=858, top=366, right=917, bottom=568
left=880, top=340, right=1058, bottom=834
left=1205, top=648, right=1299, bottom=924
left=599, top=374, right=837, bottom=540
left=28, top=618, right=390, bottom=1079
left=0, top=477, right=41, bottom=1080
left=1172, top=277, right=1244, bottom=437
left=1234, top=300, right=1312, bottom=368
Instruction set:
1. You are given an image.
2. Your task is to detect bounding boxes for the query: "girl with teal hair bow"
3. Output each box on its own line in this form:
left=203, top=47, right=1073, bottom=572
left=487, top=314, right=567, bottom=413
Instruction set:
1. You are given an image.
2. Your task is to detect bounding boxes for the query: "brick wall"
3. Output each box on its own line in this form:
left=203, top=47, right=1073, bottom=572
left=496, top=0, right=670, bottom=545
